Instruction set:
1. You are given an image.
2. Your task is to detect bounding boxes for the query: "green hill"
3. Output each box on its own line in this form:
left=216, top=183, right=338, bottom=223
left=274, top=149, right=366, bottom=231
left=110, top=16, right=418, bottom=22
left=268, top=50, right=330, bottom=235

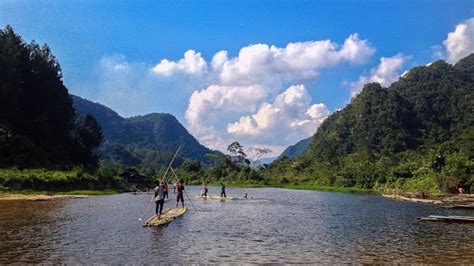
left=264, top=54, right=474, bottom=193
left=279, top=137, right=312, bottom=159
left=72, top=95, right=219, bottom=175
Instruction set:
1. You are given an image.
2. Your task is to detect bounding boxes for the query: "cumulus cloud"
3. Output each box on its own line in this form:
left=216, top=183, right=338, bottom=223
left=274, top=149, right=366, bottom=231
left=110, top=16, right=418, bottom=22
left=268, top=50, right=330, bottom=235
left=81, top=54, right=208, bottom=117
left=443, top=18, right=474, bottom=63
left=212, top=34, right=375, bottom=87
left=348, top=54, right=407, bottom=97
left=185, top=84, right=268, bottom=134
left=94, top=55, right=157, bottom=116
left=227, top=85, right=330, bottom=145
left=152, top=50, right=207, bottom=76
left=180, top=34, right=374, bottom=153
left=82, top=34, right=375, bottom=155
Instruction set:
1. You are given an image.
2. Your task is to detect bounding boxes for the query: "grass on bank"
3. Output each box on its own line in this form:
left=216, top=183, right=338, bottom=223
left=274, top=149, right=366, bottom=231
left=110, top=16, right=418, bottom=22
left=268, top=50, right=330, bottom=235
left=0, top=168, right=123, bottom=195
left=0, top=186, right=119, bottom=196
left=207, top=181, right=372, bottom=193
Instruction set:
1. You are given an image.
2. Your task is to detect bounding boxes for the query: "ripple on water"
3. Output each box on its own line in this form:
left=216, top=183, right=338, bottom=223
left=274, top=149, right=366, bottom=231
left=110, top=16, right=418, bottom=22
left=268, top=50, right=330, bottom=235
left=0, top=187, right=473, bottom=263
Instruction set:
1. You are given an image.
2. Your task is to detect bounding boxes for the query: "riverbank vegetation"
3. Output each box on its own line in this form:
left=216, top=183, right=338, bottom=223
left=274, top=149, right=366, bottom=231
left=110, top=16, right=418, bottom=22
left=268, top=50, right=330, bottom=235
left=262, top=56, right=474, bottom=195
left=0, top=26, right=114, bottom=193
left=174, top=55, right=474, bottom=196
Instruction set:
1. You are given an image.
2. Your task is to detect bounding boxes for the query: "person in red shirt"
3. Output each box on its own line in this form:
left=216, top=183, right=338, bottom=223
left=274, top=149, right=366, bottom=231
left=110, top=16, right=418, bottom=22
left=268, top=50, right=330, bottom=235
left=163, top=183, right=169, bottom=199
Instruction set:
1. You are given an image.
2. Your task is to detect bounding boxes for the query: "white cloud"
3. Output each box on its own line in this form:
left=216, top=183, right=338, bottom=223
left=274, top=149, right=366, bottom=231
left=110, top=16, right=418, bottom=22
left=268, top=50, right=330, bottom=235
left=213, top=34, right=375, bottom=87
left=349, top=54, right=407, bottom=97
left=181, top=34, right=374, bottom=153
left=338, top=33, right=376, bottom=63
left=81, top=34, right=375, bottom=155
left=227, top=85, right=330, bottom=146
left=442, top=18, right=474, bottom=64
left=94, top=55, right=156, bottom=116
left=78, top=54, right=208, bottom=117
left=185, top=84, right=268, bottom=134
left=152, top=50, right=207, bottom=76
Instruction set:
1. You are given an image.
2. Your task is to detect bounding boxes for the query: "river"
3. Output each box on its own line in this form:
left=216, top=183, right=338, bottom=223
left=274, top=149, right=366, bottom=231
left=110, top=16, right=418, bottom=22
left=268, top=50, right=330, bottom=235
left=1, top=187, right=473, bottom=264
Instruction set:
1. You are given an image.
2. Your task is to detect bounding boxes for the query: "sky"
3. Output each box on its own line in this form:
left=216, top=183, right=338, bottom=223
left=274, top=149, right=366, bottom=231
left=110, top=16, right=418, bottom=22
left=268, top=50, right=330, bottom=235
left=1, top=0, right=474, bottom=157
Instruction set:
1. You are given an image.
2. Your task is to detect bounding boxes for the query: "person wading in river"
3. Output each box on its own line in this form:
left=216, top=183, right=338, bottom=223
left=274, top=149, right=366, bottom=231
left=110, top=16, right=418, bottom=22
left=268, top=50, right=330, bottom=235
left=176, top=179, right=185, bottom=208
left=154, top=181, right=165, bottom=219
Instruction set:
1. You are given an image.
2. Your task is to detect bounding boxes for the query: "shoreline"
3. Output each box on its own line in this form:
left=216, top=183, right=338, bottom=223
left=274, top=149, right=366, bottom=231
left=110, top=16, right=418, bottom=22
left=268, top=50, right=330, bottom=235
left=382, top=193, right=474, bottom=205
left=0, top=194, right=90, bottom=201
left=0, top=189, right=119, bottom=201
left=207, top=182, right=373, bottom=193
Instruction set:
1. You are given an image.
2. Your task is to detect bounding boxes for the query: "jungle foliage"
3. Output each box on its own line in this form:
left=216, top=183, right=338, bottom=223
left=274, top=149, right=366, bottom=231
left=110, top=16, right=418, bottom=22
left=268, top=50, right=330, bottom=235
left=264, top=55, right=474, bottom=194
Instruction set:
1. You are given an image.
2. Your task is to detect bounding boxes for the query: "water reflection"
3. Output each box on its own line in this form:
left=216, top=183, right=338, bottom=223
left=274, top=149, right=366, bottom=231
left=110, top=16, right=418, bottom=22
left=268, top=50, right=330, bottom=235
left=0, top=187, right=473, bottom=263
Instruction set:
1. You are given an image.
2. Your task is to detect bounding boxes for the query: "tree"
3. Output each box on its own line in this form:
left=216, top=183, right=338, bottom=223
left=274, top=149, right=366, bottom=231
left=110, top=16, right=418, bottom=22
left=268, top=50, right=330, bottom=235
left=0, top=25, right=103, bottom=170
left=227, top=141, right=250, bottom=166
left=182, top=159, right=202, bottom=172
left=247, top=147, right=273, bottom=163
left=77, top=115, right=103, bottom=150
left=227, top=141, right=246, bottom=158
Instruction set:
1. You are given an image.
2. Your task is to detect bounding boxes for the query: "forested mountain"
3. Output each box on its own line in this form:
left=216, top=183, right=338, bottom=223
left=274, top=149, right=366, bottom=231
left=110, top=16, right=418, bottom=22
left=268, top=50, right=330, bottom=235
left=0, top=26, right=102, bottom=170
left=72, top=95, right=218, bottom=175
left=265, top=55, right=474, bottom=193
left=279, top=137, right=312, bottom=159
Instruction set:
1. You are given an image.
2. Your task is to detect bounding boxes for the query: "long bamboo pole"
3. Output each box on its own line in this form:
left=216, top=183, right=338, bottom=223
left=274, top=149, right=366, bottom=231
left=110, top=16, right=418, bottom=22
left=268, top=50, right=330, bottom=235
left=139, top=146, right=181, bottom=221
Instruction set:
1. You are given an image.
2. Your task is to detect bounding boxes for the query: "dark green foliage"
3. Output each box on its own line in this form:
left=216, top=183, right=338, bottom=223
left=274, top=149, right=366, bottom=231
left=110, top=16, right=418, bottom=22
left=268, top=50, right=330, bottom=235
left=279, top=137, right=312, bottom=159
left=181, top=159, right=202, bottom=172
left=0, top=168, right=122, bottom=191
left=0, top=26, right=102, bottom=170
left=266, top=54, right=474, bottom=193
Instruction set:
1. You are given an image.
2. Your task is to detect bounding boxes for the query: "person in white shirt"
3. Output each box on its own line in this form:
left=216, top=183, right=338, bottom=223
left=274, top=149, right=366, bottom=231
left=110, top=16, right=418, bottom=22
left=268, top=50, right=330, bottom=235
left=154, top=180, right=165, bottom=219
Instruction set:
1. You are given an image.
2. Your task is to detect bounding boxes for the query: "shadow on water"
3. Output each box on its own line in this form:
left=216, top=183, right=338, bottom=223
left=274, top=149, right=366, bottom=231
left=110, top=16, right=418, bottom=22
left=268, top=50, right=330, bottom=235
left=1, top=186, right=473, bottom=263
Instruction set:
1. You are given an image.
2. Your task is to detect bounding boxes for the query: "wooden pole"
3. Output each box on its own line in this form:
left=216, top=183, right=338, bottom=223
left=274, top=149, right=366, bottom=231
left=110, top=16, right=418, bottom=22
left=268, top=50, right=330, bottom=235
left=139, top=146, right=181, bottom=222
left=161, top=146, right=181, bottom=183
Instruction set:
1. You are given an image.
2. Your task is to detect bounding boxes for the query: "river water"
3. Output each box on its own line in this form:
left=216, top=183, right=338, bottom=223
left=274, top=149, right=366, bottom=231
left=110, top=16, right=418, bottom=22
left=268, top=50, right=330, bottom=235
left=1, top=187, right=473, bottom=264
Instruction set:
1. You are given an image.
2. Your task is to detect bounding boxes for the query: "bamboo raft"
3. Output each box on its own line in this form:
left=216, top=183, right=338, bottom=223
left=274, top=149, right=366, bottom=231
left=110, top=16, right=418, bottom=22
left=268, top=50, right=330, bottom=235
left=382, top=194, right=442, bottom=204
left=210, top=196, right=235, bottom=201
left=443, top=203, right=474, bottom=209
left=143, top=208, right=187, bottom=227
left=417, top=215, right=474, bottom=223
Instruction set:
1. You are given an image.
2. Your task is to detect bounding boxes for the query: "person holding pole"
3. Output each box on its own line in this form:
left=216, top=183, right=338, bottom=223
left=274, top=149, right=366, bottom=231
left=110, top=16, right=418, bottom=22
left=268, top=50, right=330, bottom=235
left=176, top=179, right=185, bottom=208
left=154, top=181, right=165, bottom=219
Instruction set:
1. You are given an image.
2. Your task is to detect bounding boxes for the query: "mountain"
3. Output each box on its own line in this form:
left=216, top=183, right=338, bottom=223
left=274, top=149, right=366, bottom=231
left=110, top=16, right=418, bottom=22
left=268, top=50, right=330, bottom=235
left=279, top=137, right=312, bottom=159
left=265, top=54, right=474, bottom=193
left=72, top=95, right=218, bottom=174
left=260, top=157, right=278, bottom=165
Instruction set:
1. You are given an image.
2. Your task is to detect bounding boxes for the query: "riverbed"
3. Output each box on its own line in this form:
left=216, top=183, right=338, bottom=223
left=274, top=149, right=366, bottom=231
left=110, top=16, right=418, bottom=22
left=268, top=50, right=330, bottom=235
left=1, top=186, right=473, bottom=264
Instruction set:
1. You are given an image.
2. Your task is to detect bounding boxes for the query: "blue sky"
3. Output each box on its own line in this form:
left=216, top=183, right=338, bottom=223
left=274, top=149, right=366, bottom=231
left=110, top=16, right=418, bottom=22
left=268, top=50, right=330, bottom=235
left=1, top=0, right=473, bottom=155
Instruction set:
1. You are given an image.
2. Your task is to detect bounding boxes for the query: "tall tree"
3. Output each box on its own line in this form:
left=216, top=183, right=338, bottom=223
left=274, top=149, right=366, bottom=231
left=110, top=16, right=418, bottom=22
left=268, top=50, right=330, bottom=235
left=0, top=26, right=103, bottom=170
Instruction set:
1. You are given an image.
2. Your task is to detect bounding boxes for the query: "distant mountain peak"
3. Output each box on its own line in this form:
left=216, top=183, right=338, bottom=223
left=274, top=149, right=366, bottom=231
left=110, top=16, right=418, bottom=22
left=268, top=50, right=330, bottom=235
left=72, top=95, right=219, bottom=172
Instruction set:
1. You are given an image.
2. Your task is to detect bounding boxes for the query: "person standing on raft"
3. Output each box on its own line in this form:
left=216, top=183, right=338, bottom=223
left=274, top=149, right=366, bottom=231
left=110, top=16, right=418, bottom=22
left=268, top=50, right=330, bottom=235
left=163, top=182, right=169, bottom=199
left=176, top=179, right=185, bottom=208
left=203, top=183, right=209, bottom=197
left=154, top=181, right=165, bottom=219
left=173, top=180, right=178, bottom=194
left=220, top=183, right=226, bottom=198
